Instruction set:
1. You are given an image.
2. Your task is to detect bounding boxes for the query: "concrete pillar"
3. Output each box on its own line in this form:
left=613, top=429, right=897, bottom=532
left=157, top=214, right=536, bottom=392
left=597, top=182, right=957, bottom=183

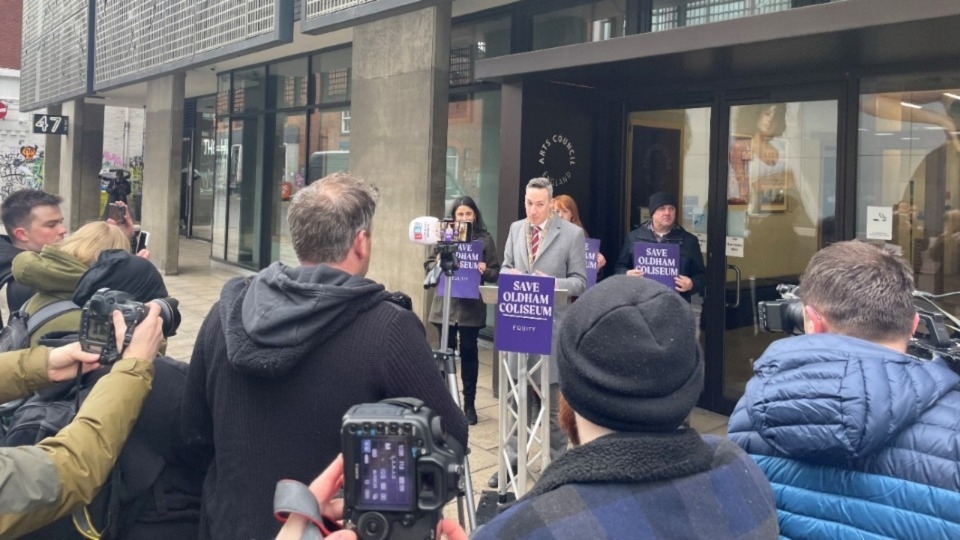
left=143, top=73, right=184, bottom=275
left=59, top=98, right=104, bottom=231
left=351, top=3, right=451, bottom=320
left=43, top=103, right=61, bottom=194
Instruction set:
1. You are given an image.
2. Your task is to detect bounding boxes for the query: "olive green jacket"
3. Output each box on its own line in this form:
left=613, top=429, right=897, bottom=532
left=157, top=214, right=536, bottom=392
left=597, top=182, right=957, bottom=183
left=0, top=347, right=154, bottom=539
left=12, top=246, right=87, bottom=347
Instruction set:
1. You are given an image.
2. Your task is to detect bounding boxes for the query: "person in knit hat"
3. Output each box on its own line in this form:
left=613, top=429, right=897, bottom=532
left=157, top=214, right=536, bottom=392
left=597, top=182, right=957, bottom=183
left=277, top=276, right=778, bottom=540
left=614, top=190, right=706, bottom=303
left=475, top=275, right=777, bottom=539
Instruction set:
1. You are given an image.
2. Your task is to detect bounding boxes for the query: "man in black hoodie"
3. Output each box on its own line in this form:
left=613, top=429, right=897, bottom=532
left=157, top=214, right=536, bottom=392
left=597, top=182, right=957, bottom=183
left=181, top=172, right=468, bottom=540
left=0, top=189, right=68, bottom=315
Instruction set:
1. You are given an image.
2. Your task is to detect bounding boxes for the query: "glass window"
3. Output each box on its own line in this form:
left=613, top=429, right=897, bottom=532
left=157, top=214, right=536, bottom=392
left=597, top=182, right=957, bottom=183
left=446, top=91, right=500, bottom=238
left=308, top=108, right=351, bottom=183
left=312, top=48, right=352, bottom=104
left=450, top=16, right=511, bottom=86
left=227, top=118, right=263, bottom=268
left=856, top=85, right=960, bottom=321
left=216, top=73, right=230, bottom=115
left=191, top=96, right=217, bottom=241
left=232, top=67, right=266, bottom=114
left=269, top=58, right=308, bottom=109
left=532, top=1, right=625, bottom=51
left=270, top=113, right=307, bottom=266
left=212, top=119, right=229, bottom=259
left=651, top=0, right=790, bottom=31
left=724, top=100, right=838, bottom=400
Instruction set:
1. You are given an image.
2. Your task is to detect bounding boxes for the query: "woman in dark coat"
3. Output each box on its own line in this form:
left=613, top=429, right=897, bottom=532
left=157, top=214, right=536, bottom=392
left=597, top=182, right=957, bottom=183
left=424, top=196, right=500, bottom=425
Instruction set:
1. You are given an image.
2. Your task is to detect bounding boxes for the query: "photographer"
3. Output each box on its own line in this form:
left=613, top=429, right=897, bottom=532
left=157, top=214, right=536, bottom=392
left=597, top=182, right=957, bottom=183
left=729, top=241, right=960, bottom=537
left=424, top=196, right=500, bottom=425
left=0, top=305, right=163, bottom=537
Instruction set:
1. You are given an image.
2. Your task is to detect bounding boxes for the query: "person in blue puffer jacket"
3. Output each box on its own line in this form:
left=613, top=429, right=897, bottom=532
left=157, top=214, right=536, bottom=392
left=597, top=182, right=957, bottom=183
left=728, top=240, right=960, bottom=540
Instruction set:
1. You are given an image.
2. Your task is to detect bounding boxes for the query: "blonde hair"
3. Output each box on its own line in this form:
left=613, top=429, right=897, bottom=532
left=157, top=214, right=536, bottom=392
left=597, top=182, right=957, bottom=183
left=59, top=221, right=131, bottom=266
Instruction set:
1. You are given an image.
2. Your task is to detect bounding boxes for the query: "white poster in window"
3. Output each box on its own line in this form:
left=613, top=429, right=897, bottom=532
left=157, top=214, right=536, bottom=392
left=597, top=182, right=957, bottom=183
left=866, top=206, right=893, bottom=240
left=696, top=233, right=707, bottom=254
left=726, top=236, right=744, bottom=258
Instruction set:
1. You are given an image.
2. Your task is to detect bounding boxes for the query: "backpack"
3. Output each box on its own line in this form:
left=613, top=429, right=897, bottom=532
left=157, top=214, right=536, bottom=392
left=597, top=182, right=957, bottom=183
left=0, top=299, right=80, bottom=354
left=1, top=356, right=205, bottom=539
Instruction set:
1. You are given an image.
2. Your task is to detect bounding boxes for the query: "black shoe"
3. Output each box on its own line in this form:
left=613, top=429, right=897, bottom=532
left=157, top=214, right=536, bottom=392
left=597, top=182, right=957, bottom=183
left=464, top=404, right=478, bottom=425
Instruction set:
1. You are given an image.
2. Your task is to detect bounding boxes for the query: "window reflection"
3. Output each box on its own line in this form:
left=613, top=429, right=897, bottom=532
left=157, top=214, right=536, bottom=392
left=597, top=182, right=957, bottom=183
left=308, top=108, right=351, bottom=185
left=857, top=87, right=960, bottom=320
left=532, top=1, right=626, bottom=50
left=450, top=17, right=511, bottom=86
left=271, top=113, right=307, bottom=265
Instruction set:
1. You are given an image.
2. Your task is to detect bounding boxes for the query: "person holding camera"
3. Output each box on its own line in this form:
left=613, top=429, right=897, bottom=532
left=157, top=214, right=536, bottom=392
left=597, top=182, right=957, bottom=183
left=728, top=241, right=960, bottom=537
left=0, top=305, right=164, bottom=538
left=182, top=172, right=468, bottom=540
left=12, top=221, right=132, bottom=346
left=424, top=196, right=500, bottom=425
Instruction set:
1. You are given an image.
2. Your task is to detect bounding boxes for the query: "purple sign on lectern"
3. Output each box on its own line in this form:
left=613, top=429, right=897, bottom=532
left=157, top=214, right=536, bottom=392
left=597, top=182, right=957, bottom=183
left=494, top=274, right=555, bottom=355
left=585, top=238, right=601, bottom=289
left=633, top=241, right=680, bottom=290
left=436, top=241, right=482, bottom=299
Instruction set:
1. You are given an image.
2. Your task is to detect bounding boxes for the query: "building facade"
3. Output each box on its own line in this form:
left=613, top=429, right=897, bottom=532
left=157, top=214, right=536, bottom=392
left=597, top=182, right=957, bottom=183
left=20, top=0, right=960, bottom=414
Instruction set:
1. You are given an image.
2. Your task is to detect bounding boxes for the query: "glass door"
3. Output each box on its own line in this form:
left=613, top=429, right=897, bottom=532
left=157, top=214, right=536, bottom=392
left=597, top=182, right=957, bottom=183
left=717, top=98, right=839, bottom=407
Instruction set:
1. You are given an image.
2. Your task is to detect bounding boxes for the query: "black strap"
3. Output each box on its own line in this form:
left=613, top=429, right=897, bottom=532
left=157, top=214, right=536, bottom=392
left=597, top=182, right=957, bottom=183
left=25, top=299, right=81, bottom=334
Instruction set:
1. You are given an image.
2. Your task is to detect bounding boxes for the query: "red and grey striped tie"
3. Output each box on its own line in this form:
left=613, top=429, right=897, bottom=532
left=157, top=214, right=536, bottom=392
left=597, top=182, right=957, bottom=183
left=531, top=225, right=540, bottom=261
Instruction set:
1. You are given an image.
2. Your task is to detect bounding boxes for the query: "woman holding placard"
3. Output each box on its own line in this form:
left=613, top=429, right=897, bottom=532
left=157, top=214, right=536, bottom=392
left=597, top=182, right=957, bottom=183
left=424, top=196, right=500, bottom=425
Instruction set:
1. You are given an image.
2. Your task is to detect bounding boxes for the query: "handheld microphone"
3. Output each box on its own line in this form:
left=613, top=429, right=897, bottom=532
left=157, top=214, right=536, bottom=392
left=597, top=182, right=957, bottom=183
left=409, top=216, right=442, bottom=246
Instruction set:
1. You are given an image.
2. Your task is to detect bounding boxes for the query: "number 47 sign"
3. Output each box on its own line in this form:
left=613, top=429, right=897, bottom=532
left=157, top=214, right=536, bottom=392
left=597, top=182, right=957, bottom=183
left=32, top=114, right=69, bottom=135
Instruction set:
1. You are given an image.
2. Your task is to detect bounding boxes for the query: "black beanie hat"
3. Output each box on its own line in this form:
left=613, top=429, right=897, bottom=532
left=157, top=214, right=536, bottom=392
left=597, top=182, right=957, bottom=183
left=74, top=249, right=169, bottom=306
left=648, top=191, right=677, bottom=214
left=557, top=275, right=703, bottom=432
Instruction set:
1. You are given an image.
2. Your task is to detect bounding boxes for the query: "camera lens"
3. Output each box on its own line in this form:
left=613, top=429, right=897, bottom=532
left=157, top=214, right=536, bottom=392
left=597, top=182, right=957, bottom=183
left=150, top=298, right=182, bottom=337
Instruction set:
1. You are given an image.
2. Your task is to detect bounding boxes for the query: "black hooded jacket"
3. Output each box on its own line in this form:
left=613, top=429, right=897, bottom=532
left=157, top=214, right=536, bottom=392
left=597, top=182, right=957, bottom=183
left=0, top=234, right=35, bottom=315
left=181, top=262, right=468, bottom=540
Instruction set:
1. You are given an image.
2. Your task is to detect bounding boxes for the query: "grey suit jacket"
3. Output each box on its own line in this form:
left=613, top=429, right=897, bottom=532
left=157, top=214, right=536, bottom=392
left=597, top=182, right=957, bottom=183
left=501, top=217, right=586, bottom=381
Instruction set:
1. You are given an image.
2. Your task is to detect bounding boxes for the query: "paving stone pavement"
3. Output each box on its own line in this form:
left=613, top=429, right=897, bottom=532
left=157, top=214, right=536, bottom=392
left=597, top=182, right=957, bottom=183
left=3, top=238, right=730, bottom=529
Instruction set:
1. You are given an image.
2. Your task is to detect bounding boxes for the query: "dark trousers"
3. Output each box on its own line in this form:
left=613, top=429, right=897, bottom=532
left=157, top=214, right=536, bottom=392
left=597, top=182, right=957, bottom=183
left=434, top=323, right=480, bottom=404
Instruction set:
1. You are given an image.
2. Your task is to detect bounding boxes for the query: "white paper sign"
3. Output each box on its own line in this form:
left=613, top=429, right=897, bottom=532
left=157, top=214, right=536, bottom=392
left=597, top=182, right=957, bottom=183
left=866, top=206, right=893, bottom=240
left=726, top=236, right=744, bottom=258
left=696, top=233, right=707, bottom=254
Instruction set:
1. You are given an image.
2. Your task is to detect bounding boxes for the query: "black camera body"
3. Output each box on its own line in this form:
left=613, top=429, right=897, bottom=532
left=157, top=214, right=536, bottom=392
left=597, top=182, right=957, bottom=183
left=79, top=288, right=180, bottom=365
left=342, top=398, right=463, bottom=540
left=757, top=284, right=805, bottom=335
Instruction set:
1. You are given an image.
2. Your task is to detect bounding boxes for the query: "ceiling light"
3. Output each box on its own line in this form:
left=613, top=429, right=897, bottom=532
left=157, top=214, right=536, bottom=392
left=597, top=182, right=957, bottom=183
left=900, top=101, right=922, bottom=109
left=944, top=92, right=960, bottom=101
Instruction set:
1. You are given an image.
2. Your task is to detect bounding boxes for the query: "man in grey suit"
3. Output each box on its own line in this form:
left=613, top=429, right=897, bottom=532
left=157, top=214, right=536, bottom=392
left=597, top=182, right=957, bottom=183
left=489, top=177, right=587, bottom=488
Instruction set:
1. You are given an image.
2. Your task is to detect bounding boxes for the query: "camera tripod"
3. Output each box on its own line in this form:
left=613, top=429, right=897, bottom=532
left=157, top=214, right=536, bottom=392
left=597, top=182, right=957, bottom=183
left=431, top=244, right=478, bottom=531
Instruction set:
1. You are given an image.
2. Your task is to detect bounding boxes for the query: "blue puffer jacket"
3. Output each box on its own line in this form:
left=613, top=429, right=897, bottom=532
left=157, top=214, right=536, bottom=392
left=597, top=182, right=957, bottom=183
left=728, top=333, right=960, bottom=538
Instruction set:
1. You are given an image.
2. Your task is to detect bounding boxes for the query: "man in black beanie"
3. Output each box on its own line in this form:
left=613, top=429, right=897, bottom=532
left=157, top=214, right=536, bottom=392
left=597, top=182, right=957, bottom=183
left=614, top=191, right=706, bottom=303
left=473, top=275, right=777, bottom=539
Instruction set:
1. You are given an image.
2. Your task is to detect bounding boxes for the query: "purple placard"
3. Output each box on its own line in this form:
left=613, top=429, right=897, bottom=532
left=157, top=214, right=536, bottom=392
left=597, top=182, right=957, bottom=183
left=436, top=241, right=483, bottom=299
left=633, top=241, right=680, bottom=290
left=494, top=274, right=555, bottom=355
left=585, top=238, right=600, bottom=289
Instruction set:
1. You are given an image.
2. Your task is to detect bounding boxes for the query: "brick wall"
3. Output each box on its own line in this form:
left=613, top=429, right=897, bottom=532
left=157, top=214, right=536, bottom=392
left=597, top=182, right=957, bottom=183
left=0, top=0, right=23, bottom=69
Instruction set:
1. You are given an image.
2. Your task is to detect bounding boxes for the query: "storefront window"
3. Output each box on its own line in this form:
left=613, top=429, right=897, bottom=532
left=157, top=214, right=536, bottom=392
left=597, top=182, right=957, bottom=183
left=307, top=108, right=351, bottom=184
left=312, top=48, right=351, bottom=105
left=227, top=118, right=263, bottom=268
left=212, top=119, right=229, bottom=259
left=447, top=91, right=501, bottom=239
left=270, top=58, right=308, bottom=109
left=191, top=96, right=217, bottom=241
left=857, top=83, right=960, bottom=321
left=270, top=113, right=307, bottom=265
left=232, top=67, right=265, bottom=114
left=216, top=73, right=230, bottom=116
left=532, top=1, right=625, bottom=51
left=450, top=16, right=511, bottom=86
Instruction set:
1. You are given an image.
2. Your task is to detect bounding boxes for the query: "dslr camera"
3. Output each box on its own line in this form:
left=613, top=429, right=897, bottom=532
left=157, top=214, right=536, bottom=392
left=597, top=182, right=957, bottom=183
left=757, top=284, right=805, bottom=335
left=342, top=398, right=463, bottom=540
left=79, top=288, right=181, bottom=365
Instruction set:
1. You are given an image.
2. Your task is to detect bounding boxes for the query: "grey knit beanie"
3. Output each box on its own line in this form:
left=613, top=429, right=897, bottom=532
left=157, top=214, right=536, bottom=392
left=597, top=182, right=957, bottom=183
left=557, top=275, right=703, bottom=432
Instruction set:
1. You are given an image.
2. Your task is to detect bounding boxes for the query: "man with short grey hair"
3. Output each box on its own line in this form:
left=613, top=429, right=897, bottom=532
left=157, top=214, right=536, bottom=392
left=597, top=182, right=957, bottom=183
left=182, top=172, right=468, bottom=540
left=490, top=177, right=587, bottom=488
